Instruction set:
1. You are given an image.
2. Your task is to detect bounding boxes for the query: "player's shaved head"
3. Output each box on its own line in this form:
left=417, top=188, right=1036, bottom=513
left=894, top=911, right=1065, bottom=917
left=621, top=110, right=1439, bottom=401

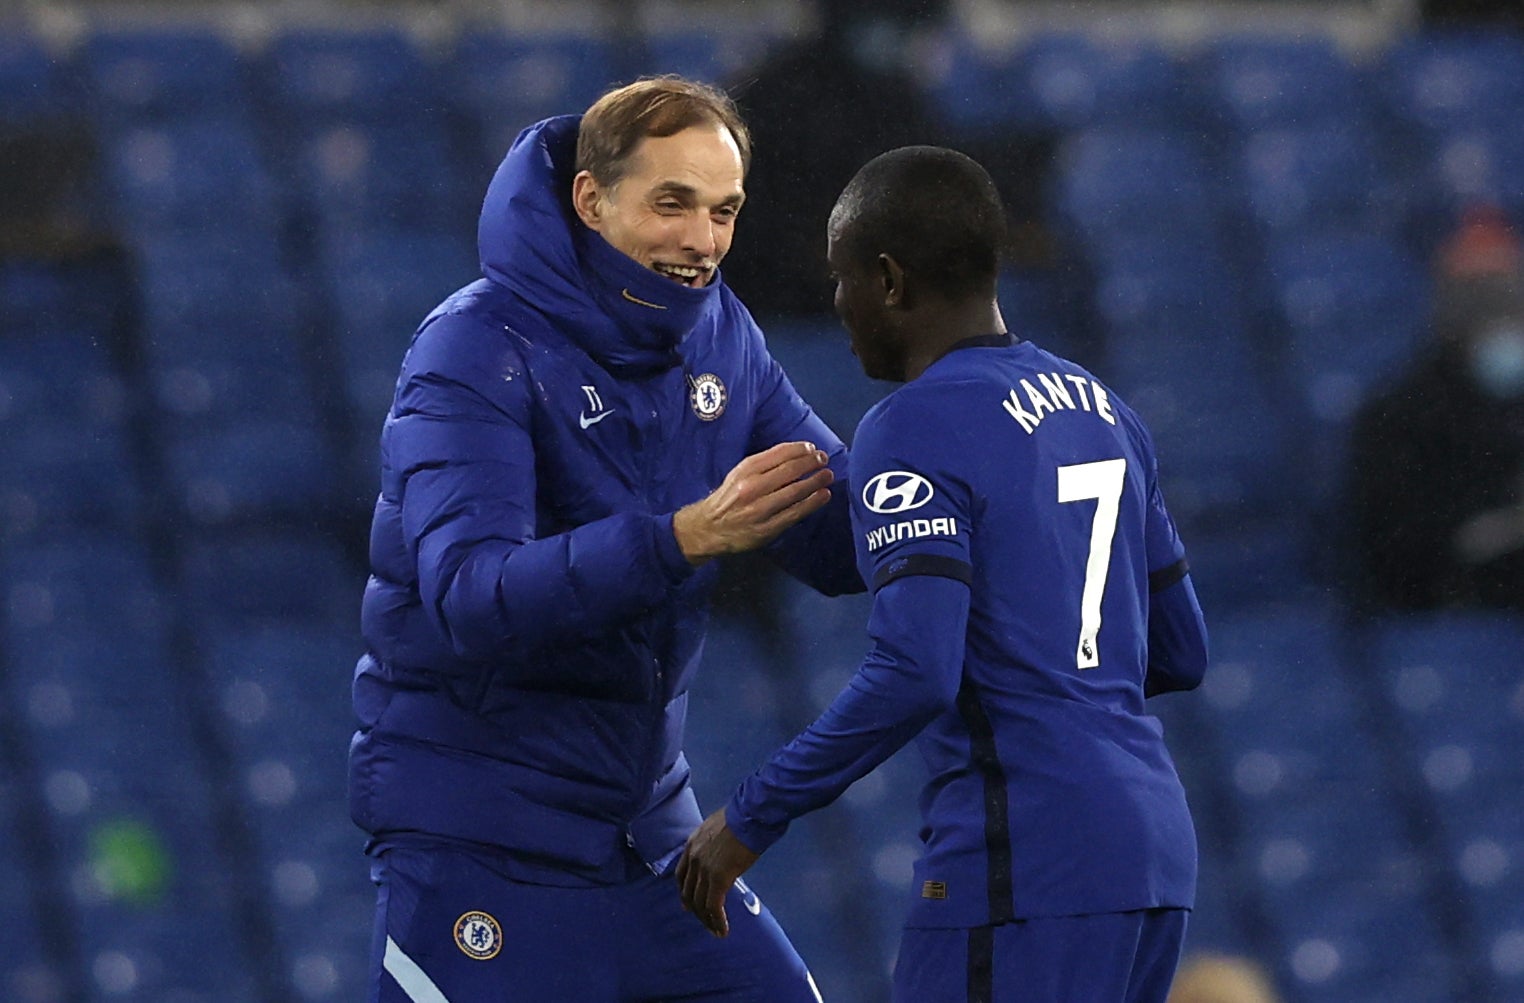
left=829, top=145, right=1006, bottom=302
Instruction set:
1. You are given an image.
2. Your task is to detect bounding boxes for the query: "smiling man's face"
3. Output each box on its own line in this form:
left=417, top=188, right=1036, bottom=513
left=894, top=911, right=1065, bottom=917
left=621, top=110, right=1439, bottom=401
left=572, top=122, right=746, bottom=289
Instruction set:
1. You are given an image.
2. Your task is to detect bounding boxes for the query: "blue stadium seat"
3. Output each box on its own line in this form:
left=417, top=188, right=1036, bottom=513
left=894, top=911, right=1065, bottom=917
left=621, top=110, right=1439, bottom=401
left=1196, top=35, right=1369, bottom=135
left=205, top=623, right=360, bottom=731
left=2, top=533, right=166, bottom=642
left=81, top=27, right=249, bottom=124
left=73, top=887, right=258, bottom=1003
left=176, top=527, right=356, bottom=631
left=1269, top=879, right=1453, bottom=1003
left=1023, top=33, right=1197, bottom=132
left=318, top=228, right=477, bottom=423
left=263, top=28, right=437, bottom=128
left=103, top=119, right=280, bottom=234
left=923, top=34, right=1045, bottom=140
left=160, top=420, right=340, bottom=527
left=1186, top=849, right=1256, bottom=957
left=1440, top=797, right=1524, bottom=995
left=1052, top=129, right=1223, bottom=246
left=1261, top=232, right=1429, bottom=427
left=749, top=812, right=889, bottom=1003
left=998, top=265, right=1087, bottom=362
left=1182, top=518, right=1317, bottom=616
left=263, top=829, right=374, bottom=1003
left=450, top=32, right=619, bottom=168
left=1238, top=122, right=1403, bottom=236
left=133, top=233, right=307, bottom=357
left=1198, top=605, right=1364, bottom=754
left=292, top=121, right=463, bottom=234
left=1367, top=613, right=1524, bottom=736
left=1414, top=123, right=1524, bottom=224
left=0, top=34, right=71, bottom=126
left=1367, top=614, right=1524, bottom=824
left=0, top=784, right=62, bottom=999
left=0, top=258, right=125, bottom=341
left=1381, top=30, right=1524, bottom=139
left=0, top=421, right=142, bottom=540
left=0, top=326, right=130, bottom=433
left=638, top=29, right=779, bottom=86
left=684, top=614, right=794, bottom=811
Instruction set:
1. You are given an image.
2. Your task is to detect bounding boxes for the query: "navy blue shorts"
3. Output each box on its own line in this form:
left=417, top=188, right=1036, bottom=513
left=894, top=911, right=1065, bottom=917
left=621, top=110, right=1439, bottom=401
left=894, top=908, right=1189, bottom=1003
left=367, top=843, right=823, bottom=1003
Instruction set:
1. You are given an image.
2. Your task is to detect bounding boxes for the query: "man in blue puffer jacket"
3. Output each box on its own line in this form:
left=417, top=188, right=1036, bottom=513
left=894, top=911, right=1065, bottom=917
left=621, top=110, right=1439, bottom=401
left=349, top=77, right=861, bottom=1002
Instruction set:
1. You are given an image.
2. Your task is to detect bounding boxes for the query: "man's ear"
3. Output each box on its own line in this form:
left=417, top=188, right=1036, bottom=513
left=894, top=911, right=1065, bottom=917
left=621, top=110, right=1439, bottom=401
left=878, top=253, right=907, bottom=309
left=572, top=170, right=604, bottom=230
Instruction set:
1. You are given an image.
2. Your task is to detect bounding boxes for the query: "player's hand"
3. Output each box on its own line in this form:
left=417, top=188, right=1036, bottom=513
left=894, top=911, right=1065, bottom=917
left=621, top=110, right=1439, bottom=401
left=672, top=441, right=833, bottom=565
left=676, top=807, right=760, bottom=937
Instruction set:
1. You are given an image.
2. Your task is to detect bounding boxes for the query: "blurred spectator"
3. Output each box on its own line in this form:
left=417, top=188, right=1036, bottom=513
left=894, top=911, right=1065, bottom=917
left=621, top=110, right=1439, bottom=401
left=0, top=124, right=101, bottom=260
left=721, top=0, right=948, bottom=317
left=1347, top=205, right=1524, bottom=612
left=1167, top=952, right=1281, bottom=1003
left=1420, top=0, right=1524, bottom=32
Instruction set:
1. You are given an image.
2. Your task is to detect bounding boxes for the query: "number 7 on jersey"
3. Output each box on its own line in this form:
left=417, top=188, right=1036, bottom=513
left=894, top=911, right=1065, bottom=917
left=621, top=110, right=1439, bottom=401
left=1056, top=458, right=1127, bottom=670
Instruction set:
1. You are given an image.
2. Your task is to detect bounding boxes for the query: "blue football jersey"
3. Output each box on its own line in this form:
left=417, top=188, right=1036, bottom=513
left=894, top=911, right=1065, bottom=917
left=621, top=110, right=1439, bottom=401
left=728, top=334, right=1203, bottom=928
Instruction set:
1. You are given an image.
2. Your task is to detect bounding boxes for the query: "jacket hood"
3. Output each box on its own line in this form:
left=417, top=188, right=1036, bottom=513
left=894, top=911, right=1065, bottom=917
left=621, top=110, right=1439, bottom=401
left=478, top=115, right=724, bottom=375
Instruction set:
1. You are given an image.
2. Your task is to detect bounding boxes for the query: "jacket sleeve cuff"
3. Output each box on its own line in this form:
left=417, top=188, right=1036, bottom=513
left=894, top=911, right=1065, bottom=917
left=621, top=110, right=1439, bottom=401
left=653, top=512, right=698, bottom=583
left=725, top=784, right=790, bottom=856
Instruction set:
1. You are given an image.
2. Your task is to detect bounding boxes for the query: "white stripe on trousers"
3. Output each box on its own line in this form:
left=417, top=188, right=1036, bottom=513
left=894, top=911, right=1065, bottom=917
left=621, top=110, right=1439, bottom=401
left=383, top=936, right=452, bottom=1003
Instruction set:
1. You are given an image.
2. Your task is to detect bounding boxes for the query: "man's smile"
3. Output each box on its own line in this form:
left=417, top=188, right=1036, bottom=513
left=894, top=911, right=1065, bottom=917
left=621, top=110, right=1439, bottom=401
left=652, top=262, right=713, bottom=287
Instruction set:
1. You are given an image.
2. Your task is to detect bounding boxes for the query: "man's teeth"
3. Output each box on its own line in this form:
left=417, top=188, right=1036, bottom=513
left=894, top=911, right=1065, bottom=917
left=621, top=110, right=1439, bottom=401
left=654, top=263, right=703, bottom=283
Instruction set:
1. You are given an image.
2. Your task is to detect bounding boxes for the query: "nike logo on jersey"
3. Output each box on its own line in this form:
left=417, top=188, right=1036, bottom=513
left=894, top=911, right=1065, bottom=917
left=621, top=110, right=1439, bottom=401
left=579, top=409, right=614, bottom=429
left=1001, top=372, right=1116, bottom=434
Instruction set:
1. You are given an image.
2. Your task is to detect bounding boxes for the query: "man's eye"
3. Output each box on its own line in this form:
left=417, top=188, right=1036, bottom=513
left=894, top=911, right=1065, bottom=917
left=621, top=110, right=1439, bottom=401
left=656, top=201, right=683, bottom=213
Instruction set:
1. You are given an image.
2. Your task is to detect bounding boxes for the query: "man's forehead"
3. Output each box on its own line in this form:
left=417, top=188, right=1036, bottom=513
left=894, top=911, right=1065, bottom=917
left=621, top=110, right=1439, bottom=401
left=626, top=127, right=744, bottom=187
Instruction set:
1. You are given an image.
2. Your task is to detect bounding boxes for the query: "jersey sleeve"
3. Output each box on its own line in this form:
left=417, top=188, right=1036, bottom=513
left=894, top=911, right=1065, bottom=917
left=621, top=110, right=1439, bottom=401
left=726, top=572, right=970, bottom=853
left=1133, top=424, right=1207, bottom=696
left=847, top=388, right=976, bottom=594
left=724, top=387, right=978, bottom=854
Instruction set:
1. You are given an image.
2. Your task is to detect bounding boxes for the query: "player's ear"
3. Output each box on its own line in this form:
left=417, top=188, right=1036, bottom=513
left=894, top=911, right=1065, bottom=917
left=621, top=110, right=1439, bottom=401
left=572, top=170, right=605, bottom=230
left=878, top=253, right=907, bottom=308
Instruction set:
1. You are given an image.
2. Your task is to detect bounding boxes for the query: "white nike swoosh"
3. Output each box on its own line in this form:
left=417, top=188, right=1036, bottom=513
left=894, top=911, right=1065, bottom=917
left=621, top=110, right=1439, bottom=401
left=579, top=410, right=615, bottom=429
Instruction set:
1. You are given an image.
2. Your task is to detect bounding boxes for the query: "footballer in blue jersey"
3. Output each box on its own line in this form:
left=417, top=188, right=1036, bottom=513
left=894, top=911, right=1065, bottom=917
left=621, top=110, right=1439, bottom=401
left=679, top=147, right=1209, bottom=1002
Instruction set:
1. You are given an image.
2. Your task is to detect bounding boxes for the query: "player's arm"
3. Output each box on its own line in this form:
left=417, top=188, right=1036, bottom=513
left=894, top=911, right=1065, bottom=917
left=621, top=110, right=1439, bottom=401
left=1137, top=453, right=1208, bottom=697
left=1145, top=570, right=1208, bottom=697
left=677, top=570, right=970, bottom=935
left=678, top=386, right=971, bottom=934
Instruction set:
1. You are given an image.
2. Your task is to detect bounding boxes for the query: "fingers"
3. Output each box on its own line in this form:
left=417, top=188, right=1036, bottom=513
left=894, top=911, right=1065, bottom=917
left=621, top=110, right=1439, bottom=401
left=733, top=442, right=830, bottom=495
left=674, top=442, right=836, bottom=563
left=730, top=448, right=833, bottom=524
left=675, top=847, right=730, bottom=937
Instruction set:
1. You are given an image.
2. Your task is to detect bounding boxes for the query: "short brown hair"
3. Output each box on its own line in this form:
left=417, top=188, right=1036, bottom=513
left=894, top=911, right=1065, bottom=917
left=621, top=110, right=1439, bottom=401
left=576, top=75, right=752, bottom=185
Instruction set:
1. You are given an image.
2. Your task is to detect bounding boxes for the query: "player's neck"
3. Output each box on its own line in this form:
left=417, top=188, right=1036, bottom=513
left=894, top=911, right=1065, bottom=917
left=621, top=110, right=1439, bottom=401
left=902, top=299, right=1007, bottom=381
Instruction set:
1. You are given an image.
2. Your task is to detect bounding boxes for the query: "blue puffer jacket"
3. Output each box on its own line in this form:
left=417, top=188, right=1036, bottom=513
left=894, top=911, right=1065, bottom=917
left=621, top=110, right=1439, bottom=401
left=348, top=116, right=861, bottom=883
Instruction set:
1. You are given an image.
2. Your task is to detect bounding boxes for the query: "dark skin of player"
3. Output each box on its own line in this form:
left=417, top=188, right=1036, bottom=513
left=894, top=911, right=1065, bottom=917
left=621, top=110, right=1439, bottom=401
left=675, top=223, right=1007, bottom=936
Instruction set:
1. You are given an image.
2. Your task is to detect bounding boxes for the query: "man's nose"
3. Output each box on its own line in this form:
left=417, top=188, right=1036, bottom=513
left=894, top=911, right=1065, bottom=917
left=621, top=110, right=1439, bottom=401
left=681, top=214, right=717, bottom=260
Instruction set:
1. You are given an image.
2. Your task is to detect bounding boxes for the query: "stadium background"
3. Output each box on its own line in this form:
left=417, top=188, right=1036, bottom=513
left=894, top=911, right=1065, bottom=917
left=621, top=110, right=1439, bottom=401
left=2, top=0, right=1524, bottom=1000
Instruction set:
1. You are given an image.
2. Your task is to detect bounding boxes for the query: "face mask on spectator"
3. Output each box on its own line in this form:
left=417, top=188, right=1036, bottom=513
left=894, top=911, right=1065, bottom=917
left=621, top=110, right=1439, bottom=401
left=1470, top=321, right=1524, bottom=399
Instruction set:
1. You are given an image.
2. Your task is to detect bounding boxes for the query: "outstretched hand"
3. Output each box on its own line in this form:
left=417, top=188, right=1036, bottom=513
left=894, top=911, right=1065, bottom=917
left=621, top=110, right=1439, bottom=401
left=672, top=441, right=833, bottom=565
left=676, top=808, right=760, bottom=937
